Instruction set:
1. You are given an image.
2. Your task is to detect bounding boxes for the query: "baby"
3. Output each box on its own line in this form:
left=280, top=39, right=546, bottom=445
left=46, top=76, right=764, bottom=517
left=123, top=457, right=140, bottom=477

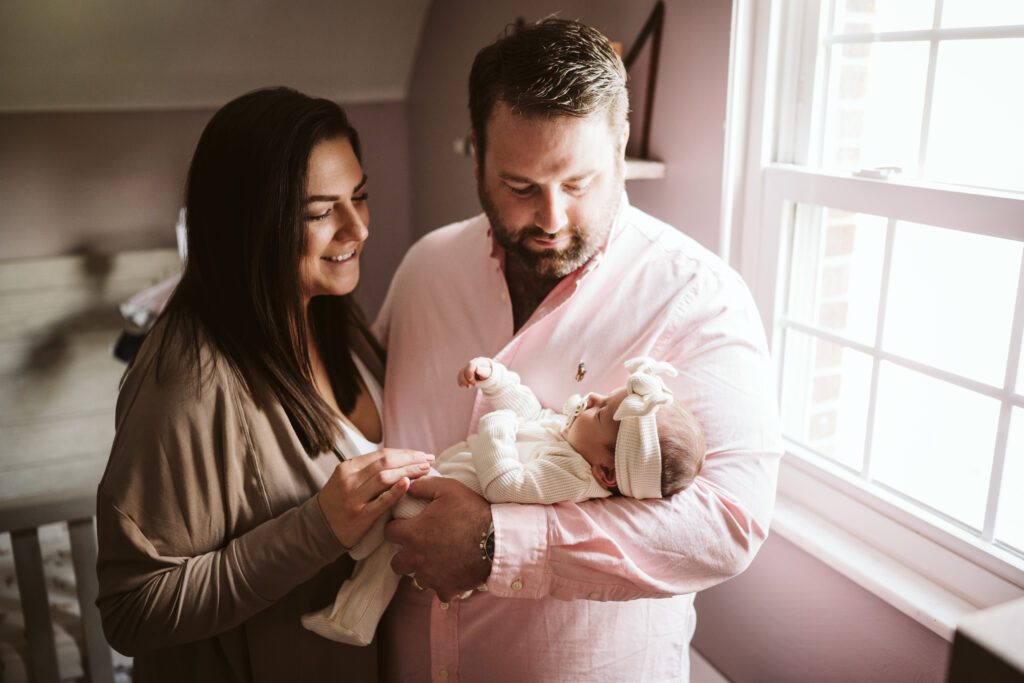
left=302, top=356, right=706, bottom=645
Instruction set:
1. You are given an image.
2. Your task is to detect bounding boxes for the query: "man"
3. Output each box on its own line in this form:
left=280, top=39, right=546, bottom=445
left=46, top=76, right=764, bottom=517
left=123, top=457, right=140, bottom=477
left=375, top=18, right=781, bottom=682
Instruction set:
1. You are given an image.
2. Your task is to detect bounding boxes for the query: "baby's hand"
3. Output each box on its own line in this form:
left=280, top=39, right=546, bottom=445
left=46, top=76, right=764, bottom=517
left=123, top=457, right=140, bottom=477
left=458, top=357, right=493, bottom=387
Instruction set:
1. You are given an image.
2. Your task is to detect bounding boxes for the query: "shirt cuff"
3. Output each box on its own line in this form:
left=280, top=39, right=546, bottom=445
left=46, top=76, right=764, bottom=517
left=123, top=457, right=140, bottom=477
left=486, top=502, right=548, bottom=599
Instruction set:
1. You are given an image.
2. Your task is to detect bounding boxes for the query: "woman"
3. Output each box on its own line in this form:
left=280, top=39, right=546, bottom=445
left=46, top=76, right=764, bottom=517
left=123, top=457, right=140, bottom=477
left=95, top=87, right=432, bottom=681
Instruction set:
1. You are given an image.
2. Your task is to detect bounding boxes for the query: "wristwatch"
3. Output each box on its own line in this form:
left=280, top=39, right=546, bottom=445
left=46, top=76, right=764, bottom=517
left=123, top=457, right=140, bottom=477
left=479, top=521, right=495, bottom=563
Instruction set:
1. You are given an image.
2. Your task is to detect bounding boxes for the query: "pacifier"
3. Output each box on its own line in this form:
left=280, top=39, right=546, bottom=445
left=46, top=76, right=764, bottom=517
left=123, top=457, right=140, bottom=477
left=563, top=393, right=590, bottom=421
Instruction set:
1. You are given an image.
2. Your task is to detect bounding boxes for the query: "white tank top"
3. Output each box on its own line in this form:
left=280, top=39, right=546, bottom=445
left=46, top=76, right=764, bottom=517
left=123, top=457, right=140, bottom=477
left=339, top=353, right=384, bottom=455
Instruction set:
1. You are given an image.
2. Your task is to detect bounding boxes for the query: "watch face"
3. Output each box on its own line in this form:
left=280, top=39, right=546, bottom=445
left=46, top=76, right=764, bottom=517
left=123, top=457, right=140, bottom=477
left=481, top=523, right=495, bottom=562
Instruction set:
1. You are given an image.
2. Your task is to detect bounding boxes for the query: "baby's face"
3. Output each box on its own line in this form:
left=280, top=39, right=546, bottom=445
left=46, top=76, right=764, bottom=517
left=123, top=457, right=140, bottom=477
left=564, top=387, right=629, bottom=468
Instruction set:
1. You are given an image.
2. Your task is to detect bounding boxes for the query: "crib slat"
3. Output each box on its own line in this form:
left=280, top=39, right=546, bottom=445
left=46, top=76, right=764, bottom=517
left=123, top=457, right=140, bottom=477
left=11, top=527, right=61, bottom=683
left=69, top=517, right=115, bottom=683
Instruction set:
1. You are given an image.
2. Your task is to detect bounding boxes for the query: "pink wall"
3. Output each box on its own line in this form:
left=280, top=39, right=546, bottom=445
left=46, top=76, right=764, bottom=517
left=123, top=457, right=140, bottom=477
left=693, top=533, right=950, bottom=682
left=0, top=101, right=413, bottom=317
left=405, top=0, right=731, bottom=252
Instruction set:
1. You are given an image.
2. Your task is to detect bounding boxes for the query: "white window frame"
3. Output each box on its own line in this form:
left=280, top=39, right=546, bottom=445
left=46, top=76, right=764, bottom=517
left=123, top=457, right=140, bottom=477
left=723, top=0, right=1024, bottom=641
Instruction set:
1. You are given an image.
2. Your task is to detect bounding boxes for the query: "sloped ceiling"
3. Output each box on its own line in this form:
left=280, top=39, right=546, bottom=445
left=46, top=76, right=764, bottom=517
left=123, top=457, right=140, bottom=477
left=0, top=0, right=431, bottom=111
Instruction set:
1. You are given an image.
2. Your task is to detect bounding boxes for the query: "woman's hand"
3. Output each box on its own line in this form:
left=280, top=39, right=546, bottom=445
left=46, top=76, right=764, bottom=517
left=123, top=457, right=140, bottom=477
left=317, top=448, right=434, bottom=548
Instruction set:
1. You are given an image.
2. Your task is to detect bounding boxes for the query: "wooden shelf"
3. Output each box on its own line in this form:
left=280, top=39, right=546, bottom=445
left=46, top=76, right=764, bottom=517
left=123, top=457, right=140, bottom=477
left=625, top=157, right=666, bottom=180
left=453, top=138, right=665, bottom=180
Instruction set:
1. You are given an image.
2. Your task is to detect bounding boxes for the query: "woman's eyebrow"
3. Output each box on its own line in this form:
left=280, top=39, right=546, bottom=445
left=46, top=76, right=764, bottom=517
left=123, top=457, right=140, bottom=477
left=306, top=174, right=368, bottom=202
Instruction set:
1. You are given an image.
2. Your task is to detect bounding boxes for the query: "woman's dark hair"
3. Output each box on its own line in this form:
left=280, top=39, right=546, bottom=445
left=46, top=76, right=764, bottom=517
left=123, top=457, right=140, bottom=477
left=162, top=86, right=372, bottom=455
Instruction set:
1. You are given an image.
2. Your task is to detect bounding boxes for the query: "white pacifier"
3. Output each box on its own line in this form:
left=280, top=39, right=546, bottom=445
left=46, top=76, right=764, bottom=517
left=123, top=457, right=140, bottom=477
left=563, top=393, right=590, bottom=421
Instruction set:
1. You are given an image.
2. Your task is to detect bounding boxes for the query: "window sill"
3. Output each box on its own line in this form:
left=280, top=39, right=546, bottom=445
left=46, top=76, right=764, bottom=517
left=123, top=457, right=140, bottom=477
left=772, top=455, right=1024, bottom=641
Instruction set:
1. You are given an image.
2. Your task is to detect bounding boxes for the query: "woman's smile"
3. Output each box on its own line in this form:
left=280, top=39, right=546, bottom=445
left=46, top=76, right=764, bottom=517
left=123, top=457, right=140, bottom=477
left=300, top=135, right=369, bottom=303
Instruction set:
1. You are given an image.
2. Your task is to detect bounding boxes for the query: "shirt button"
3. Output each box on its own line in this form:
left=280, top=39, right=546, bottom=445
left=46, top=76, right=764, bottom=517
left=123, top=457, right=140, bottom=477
left=439, top=601, right=450, bottom=610
left=511, top=578, right=523, bottom=591
left=439, top=668, right=449, bottom=679
left=589, top=592, right=600, bottom=599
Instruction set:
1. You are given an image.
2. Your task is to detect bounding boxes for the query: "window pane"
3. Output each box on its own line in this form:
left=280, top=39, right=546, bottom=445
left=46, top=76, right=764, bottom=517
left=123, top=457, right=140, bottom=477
left=995, top=408, right=1024, bottom=553
left=787, top=206, right=886, bottom=345
left=884, top=222, right=1021, bottom=387
left=781, top=329, right=872, bottom=470
left=872, top=362, right=999, bottom=529
left=927, top=38, right=1024, bottom=192
left=941, top=0, right=1024, bottom=28
left=822, top=42, right=929, bottom=176
left=833, top=0, right=936, bottom=33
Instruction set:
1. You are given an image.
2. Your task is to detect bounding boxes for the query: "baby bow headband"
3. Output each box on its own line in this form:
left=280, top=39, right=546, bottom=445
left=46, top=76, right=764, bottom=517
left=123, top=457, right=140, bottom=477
left=613, top=356, right=677, bottom=499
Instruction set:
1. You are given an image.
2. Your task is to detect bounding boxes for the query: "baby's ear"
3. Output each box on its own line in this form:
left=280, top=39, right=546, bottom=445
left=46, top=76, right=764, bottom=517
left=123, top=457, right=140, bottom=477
left=592, top=462, right=617, bottom=489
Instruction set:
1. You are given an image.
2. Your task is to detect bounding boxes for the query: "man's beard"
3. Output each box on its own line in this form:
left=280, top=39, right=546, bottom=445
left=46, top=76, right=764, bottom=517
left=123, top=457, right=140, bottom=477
left=479, top=184, right=619, bottom=280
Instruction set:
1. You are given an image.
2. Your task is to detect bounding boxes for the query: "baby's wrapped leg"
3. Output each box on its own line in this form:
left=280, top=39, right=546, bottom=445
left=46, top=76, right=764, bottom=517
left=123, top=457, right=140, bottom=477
left=301, top=539, right=402, bottom=646
left=300, top=471, right=437, bottom=645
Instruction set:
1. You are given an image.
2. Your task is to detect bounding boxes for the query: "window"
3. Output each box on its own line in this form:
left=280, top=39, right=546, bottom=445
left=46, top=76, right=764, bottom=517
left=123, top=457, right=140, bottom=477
left=728, top=0, right=1024, bottom=636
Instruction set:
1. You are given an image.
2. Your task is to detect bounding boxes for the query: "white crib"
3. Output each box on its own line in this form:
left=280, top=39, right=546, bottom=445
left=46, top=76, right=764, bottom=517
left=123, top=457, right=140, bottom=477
left=0, top=248, right=180, bottom=682
left=0, top=490, right=120, bottom=682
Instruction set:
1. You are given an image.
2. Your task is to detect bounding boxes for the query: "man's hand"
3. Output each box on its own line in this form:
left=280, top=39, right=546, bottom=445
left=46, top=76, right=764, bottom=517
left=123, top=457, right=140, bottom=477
left=385, top=477, right=492, bottom=601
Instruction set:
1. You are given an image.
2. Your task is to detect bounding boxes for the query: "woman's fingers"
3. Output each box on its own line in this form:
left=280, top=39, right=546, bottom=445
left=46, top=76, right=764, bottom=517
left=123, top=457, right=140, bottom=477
left=345, top=448, right=434, bottom=495
left=358, top=460, right=432, bottom=498
left=317, top=448, right=436, bottom=547
left=319, top=469, right=417, bottom=548
left=346, top=448, right=432, bottom=475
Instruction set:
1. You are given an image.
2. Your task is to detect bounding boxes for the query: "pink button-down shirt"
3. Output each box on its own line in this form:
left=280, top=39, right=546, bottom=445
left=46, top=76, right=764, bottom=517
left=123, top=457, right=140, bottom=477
left=376, top=198, right=781, bottom=682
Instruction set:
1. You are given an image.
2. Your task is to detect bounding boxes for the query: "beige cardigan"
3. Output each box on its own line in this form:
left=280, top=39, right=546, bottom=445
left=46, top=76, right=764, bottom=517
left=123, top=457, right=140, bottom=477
left=96, top=314, right=385, bottom=682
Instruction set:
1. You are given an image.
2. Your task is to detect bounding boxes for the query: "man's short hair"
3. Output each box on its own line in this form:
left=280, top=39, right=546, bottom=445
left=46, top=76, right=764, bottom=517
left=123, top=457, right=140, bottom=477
left=657, top=402, right=707, bottom=496
left=468, top=17, right=629, bottom=165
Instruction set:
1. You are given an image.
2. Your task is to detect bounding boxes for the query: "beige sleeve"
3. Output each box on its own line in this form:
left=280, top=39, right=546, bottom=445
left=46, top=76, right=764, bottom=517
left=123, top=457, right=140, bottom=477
left=95, top=339, right=345, bottom=656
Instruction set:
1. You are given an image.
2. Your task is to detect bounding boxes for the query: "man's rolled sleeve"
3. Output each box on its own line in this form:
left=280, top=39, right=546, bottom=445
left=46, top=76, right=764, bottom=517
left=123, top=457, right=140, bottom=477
left=486, top=502, right=548, bottom=598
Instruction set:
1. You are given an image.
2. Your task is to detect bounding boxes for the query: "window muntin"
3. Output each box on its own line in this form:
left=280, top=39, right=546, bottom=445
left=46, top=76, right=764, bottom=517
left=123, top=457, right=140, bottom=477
left=777, top=204, right=1023, bottom=555
left=811, top=2, right=1024, bottom=192
left=737, top=0, right=1024, bottom=626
